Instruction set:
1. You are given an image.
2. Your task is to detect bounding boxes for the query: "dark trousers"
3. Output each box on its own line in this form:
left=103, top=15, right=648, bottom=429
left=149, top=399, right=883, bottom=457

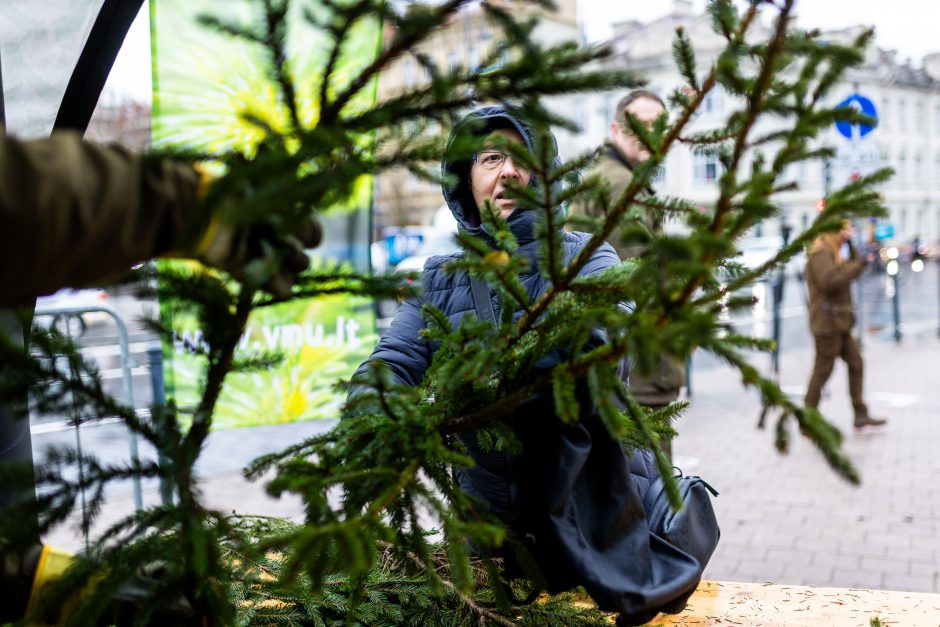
left=804, top=331, right=867, bottom=415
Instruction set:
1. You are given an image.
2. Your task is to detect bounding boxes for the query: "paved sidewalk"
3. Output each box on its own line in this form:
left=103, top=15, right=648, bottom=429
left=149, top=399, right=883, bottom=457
left=675, top=327, right=940, bottom=594
left=45, top=327, right=940, bottom=597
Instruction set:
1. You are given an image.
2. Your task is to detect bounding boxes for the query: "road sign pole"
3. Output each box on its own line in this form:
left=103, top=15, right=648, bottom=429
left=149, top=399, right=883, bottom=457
left=891, top=271, right=902, bottom=343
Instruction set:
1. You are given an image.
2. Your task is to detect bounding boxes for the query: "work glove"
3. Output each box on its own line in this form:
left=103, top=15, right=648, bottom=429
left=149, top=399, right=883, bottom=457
left=192, top=209, right=323, bottom=298
left=184, top=163, right=324, bottom=297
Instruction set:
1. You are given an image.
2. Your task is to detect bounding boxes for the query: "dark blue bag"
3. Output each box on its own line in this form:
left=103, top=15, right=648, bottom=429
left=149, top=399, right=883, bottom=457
left=467, top=277, right=720, bottom=626
left=642, top=468, right=720, bottom=570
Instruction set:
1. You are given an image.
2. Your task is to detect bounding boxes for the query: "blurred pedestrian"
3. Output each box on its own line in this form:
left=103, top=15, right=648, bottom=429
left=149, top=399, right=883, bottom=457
left=803, top=221, right=886, bottom=428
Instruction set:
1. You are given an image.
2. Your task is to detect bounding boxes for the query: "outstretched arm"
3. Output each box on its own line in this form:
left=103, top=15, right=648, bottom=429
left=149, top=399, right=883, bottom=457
left=0, top=131, right=201, bottom=305
left=0, top=131, right=322, bottom=305
left=351, top=297, right=432, bottom=390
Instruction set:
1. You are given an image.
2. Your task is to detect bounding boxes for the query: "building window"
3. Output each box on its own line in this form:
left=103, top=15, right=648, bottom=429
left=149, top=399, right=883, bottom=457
left=898, top=97, right=907, bottom=132
left=468, top=45, right=479, bottom=70
left=403, top=59, right=416, bottom=86
left=897, top=151, right=907, bottom=184
left=447, top=50, right=460, bottom=72
left=408, top=172, right=423, bottom=194
left=574, top=102, right=588, bottom=133
left=899, top=207, right=907, bottom=233
left=881, top=96, right=890, bottom=130
left=914, top=152, right=923, bottom=184
left=934, top=154, right=940, bottom=183
left=916, top=99, right=925, bottom=131
left=479, top=23, right=491, bottom=41
left=603, top=94, right=617, bottom=127
left=935, top=103, right=940, bottom=135
left=702, top=87, right=723, bottom=116
left=693, top=153, right=722, bottom=183
left=801, top=212, right=809, bottom=230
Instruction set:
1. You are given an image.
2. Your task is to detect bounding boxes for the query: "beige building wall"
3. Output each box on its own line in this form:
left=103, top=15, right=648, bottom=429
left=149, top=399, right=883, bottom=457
left=576, top=6, right=940, bottom=245
left=373, top=0, right=578, bottom=235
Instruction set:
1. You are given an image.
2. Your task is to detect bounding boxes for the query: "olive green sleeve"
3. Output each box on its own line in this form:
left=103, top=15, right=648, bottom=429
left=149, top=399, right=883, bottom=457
left=0, top=131, right=203, bottom=306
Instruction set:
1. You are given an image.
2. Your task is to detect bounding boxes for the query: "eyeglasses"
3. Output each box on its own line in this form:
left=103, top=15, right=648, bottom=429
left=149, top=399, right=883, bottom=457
left=472, top=150, right=514, bottom=170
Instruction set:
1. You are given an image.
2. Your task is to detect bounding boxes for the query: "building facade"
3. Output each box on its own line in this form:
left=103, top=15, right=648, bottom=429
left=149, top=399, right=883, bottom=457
left=372, top=0, right=579, bottom=234
left=575, top=2, right=940, bottom=246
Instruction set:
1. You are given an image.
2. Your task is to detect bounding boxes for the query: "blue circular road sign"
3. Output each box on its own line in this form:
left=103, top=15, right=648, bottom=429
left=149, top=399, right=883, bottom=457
left=835, top=94, right=877, bottom=139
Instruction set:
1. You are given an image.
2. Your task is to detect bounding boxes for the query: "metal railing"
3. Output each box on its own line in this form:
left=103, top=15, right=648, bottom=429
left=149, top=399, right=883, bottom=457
left=32, top=304, right=144, bottom=514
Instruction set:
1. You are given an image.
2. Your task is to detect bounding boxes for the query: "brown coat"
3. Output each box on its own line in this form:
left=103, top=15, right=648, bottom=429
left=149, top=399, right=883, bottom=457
left=568, top=142, right=683, bottom=405
left=804, top=243, right=866, bottom=335
left=0, top=131, right=201, bottom=306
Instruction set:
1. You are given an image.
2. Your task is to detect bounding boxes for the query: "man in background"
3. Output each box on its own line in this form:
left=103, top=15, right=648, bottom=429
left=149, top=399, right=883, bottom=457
left=568, top=89, right=685, bottom=457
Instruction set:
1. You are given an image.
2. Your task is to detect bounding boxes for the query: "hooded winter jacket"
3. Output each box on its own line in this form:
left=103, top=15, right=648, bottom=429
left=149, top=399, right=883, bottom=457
left=353, top=106, right=622, bottom=523
left=353, top=107, right=711, bottom=623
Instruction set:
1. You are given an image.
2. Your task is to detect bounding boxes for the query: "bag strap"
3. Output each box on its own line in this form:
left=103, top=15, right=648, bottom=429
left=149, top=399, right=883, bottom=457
left=469, top=276, right=497, bottom=326
left=469, top=239, right=577, bottom=327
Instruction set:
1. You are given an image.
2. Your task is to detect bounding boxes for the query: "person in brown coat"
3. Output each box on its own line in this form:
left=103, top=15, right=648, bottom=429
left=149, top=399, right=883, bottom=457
left=803, top=221, right=886, bottom=428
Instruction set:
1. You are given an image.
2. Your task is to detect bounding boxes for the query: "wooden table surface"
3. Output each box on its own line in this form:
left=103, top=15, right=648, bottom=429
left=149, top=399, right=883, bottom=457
left=649, top=580, right=940, bottom=626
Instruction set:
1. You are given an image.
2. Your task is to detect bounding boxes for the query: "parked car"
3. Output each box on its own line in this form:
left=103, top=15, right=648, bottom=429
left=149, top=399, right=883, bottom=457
left=394, top=230, right=460, bottom=272
left=374, top=228, right=459, bottom=330
left=34, top=288, right=110, bottom=338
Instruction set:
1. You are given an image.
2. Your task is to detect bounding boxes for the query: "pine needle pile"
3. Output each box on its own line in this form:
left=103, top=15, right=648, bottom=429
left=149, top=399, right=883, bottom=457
left=0, top=0, right=888, bottom=624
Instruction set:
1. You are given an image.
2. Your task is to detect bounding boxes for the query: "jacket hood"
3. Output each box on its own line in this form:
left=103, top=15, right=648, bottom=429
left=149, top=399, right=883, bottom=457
left=441, top=104, right=563, bottom=246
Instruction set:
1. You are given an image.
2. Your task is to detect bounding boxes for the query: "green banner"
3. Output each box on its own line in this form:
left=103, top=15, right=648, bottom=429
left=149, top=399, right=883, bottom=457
left=150, top=1, right=380, bottom=429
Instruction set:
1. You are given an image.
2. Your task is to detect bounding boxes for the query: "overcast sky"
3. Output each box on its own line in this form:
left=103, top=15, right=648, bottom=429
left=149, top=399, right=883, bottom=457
left=104, top=0, right=940, bottom=102
left=580, top=0, right=940, bottom=62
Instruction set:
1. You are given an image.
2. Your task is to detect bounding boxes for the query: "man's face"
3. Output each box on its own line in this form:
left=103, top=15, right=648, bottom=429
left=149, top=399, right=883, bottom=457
left=470, top=128, right=532, bottom=219
left=840, top=223, right=854, bottom=242
left=610, top=96, right=665, bottom=166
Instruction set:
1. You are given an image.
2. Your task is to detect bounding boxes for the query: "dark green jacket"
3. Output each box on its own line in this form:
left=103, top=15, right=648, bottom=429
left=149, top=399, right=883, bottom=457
left=0, top=131, right=201, bottom=305
left=568, top=142, right=684, bottom=405
left=568, top=142, right=658, bottom=260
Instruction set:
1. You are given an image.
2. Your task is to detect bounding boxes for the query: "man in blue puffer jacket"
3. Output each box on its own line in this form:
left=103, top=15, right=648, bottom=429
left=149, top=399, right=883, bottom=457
left=353, top=105, right=702, bottom=625
left=358, top=105, right=620, bottom=378
left=355, top=105, right=622, bottom=514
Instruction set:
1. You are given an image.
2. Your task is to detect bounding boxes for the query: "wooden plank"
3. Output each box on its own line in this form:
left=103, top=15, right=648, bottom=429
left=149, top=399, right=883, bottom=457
left=649, top=580, right=940, bottom=626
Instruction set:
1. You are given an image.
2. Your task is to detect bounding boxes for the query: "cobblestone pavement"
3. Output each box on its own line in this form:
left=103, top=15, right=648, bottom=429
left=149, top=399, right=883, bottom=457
left=675, top=326, right=940, bottom=594
left=44, top=325, right=940, bottom=596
